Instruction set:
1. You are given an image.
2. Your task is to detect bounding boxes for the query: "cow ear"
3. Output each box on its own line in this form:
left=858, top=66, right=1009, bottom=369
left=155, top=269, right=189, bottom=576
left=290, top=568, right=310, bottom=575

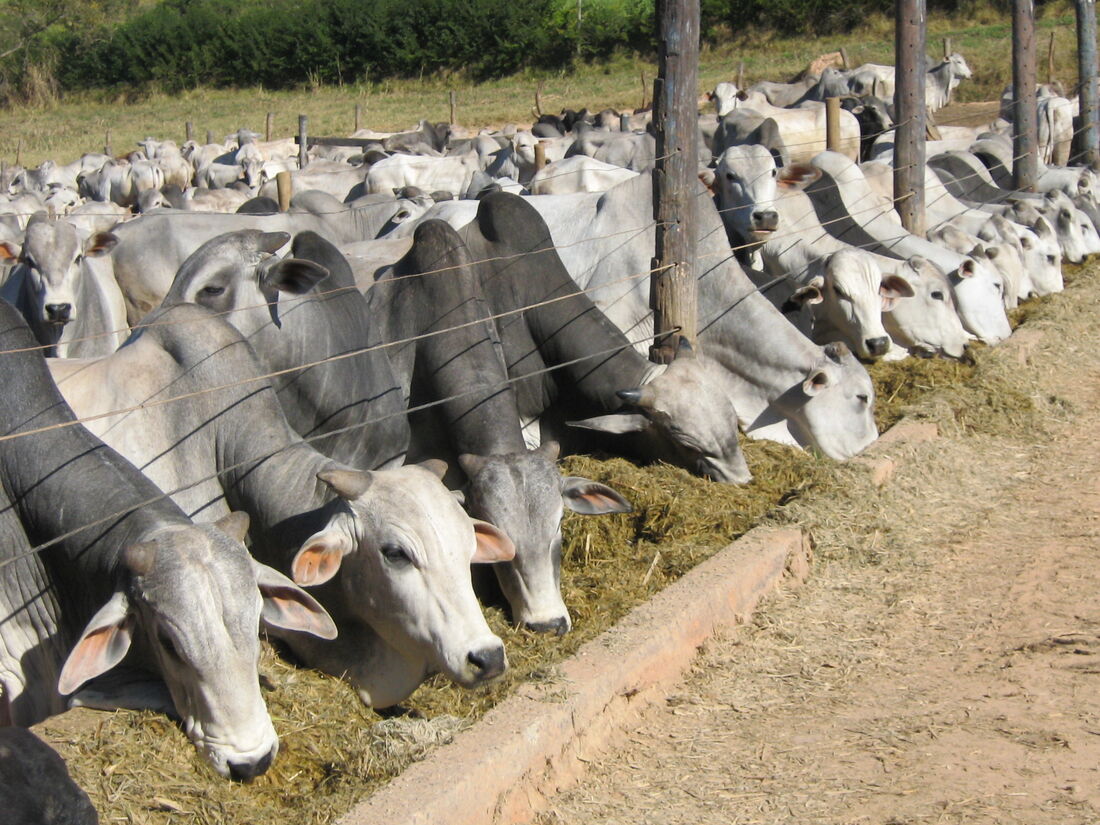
left=566, top=413, right=650, bottom=434
left=317, top=468, right=372, bottom=501
left=253, top=560, right=338, bottom=639
left=291, top=530, right=354, bottom=586
left=787, top=283, right=823, bottom=308
left=471, top=520, right=516, bottom=563
left=261, top=257, right=329, bottom=295
left=777, top=164, right=821, bottom=190
left=84, top=232, right=118, bottom=257
left=803, top=367, right=833, bottom=396
left=698, top=168, right=716, bottom=193
left=881, top=272, right=915, bottom=301
left=58, top=591, right=135, bottom=696
left=0, top=241, right=19, bottom=263
left=562, top=477, right=632, bottom=515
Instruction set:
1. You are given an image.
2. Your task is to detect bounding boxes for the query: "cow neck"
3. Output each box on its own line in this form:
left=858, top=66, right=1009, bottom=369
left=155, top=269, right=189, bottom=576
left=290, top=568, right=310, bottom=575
left=0, top=306, right=188, bottom=611
left=462, top=204, right=651, bottom=414
left=247, top=278, right=410, bottom=471
left=382, top=228, right=527, bottom=457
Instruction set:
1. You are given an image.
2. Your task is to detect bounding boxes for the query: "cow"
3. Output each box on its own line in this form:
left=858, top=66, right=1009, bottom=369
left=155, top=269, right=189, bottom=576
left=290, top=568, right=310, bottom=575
left=107, top=189, right=428, bottom=323
left=0, top=299, right=335, bottom=779
left=0, top=214, right=128, bottom=358
left=0, top=727, right=99, bottom=824
left=357, top=221, right=634, bottom=634
left=49, top=300, right=516, bottom=709
left=528, top=155, right=639, bottom=195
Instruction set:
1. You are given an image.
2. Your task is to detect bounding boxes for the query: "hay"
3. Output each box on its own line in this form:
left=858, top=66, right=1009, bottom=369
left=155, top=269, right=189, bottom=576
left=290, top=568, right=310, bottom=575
left=39, top=259, right=1100, bottom=825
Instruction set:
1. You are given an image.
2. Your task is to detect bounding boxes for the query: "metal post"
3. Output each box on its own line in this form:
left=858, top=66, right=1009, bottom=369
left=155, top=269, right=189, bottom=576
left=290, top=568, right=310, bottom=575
left=265, top=112, right=274, bottom=142
left=894, top=0, right=926, bottom=235
left=185, top=121, right=194, bottom=142
left=298, top=115, right=309, bottom=169
left=1012, top=0, right=1038, bottom=192
left=650, top=0, right=699, bottom=363
left=825, top=97, right=841, bottom=152
left=449, top=91, right=457, bottom=125
left=1076, top=0, right=1099, bottom=168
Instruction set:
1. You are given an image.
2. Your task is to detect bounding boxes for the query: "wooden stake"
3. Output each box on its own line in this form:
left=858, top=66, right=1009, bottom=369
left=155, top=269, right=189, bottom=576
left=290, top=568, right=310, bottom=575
left=1048, top=30, right=1056, bottom=85
left=185, top=121, right=194, bottom=142
left=839, top=47, right=851, bottom=70
left=825, top=97, right=841, bottom=152
left=449, top=90, right=457, bottom=125
left=276, top=170, right=292, bottom=211
left=298, top=115, right=309, bottom=169
left=354, top=103, right=362, bottom=132
left=265, top=112, right=274, bottom=142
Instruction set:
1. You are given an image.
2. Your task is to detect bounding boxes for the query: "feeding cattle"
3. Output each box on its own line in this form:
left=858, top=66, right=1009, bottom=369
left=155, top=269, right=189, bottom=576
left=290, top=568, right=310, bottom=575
left=0, top=299, right=335, bottom=779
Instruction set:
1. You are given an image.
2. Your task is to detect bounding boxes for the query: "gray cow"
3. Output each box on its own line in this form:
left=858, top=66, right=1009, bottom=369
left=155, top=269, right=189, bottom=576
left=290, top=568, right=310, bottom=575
left=50, top=301, right=515, bottom=710
left=0, top=299, right=335, bottom=779
left=0, top=727, right=98, bottom=824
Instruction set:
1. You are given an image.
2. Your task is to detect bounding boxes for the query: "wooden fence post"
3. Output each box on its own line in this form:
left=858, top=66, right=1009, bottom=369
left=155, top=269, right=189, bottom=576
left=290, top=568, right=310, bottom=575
left=1012, top=0, right=1038, bottom=192
left=534, top=142, right=547, bottom=172
left=650, top=0, right=700, bottom=363
left=449, top=90, right=457, bottom=125
left=1047, top=30, right=1056, bottom=84
left=104, top=129, right=112, bottom=157
left=737, top=60, right=745, bottom=90
left=825, top=97, right=841, bottom=152
left=1075, top=0, right=1099, bottom=168
left=276, top=170, right=292, bottom=212
left=185, top=121, right=194, bottom=142
left=265, top=112, right=274, bottom=142
left=298, top=115, right=309, bottom=169
left=894, top=0, right=927, bottom=236
left=839, top=47, right=851, bottom=70
left=943, top=36, right=951, bottom=58
left=15, top=138, right=22, bottom=167
left=206, top=130, right=214, bottom=145
left=354, top=103, right=362, bottom=132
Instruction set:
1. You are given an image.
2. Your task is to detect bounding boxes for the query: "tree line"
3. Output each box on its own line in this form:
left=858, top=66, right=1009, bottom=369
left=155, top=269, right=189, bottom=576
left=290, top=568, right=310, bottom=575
left=3, top=0, right=990, bottom=102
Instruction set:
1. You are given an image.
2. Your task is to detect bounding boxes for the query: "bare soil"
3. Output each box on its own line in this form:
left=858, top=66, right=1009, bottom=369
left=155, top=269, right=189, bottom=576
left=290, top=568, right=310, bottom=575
left=532, top=268, right=1100, bottom=824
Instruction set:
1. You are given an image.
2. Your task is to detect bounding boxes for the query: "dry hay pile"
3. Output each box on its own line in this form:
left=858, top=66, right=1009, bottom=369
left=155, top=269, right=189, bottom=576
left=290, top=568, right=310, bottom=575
left=37, top=265, right=1092, bottom=824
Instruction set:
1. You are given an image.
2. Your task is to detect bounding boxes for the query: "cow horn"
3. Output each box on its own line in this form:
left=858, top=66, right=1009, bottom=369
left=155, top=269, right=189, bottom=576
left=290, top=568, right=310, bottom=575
left=824, top=341, right=850, bottom=362
left=317, top=468, right=373, bottom=500
left=616, top=386, right=656, bottom=409
left=536, top=440, right=561, bottom=461
left=214, top=511, right=251, bottom=543
left=675, top=336, right=696, bottom=358
left=257, top=231, right=290, bottom=254
left=123, top=541, right=157, bottom=577
left=419, top=459, right=448, bottom=480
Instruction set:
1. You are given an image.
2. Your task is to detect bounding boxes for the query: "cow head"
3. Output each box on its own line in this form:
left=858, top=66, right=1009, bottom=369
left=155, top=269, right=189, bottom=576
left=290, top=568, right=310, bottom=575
left=8, top=215, right=117, bottom=330
left=58, top=513, right=335, bottom=780
left=458, top=441, right=631, bottom=636
left=819, top=248, right=912, bottom=360
left=947, top=254, right=1010, bottom=345
left=289, top=462, right=514, bottom=709
left=881, top=256, right=969, bottom=360
left=712, top=144, right=782, bottom=249
left=569, top=338, right=752, bottom=484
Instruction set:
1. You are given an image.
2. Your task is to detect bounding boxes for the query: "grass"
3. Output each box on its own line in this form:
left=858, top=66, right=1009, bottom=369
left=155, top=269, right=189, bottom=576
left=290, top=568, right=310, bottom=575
left=0, top=2, right=1086, bottom=167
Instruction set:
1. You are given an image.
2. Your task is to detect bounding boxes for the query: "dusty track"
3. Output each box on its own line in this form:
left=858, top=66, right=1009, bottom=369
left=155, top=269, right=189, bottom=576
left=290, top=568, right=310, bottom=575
left=532, top=267, right=1100, bottom=824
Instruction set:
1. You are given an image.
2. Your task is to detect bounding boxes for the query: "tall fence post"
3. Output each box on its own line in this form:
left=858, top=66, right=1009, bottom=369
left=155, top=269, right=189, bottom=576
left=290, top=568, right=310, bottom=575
left=1075, top=0, right=1099, bottom=169
left=1012, top=0, right=1038, bottom=192
left=355, top=103, right=362, bottom=132
left=104, top=129, right=113, bottom=157
left=1047, top=30, right=1056, bottom=84
left=534, top=142, right=547, bottom=172
left=276, top=170, right=292, bottom=212
left=185, top=121, right=194, bottom=142
left=825, top=97, right=841, bottom=152
left=206, top=129, right=214, bottom=145
left=894, top=0, right=926, bottom=235
left=298, top=115, right=309, bottom=169
left=449, top=91, right=457, bottom=126
left=265, top=112, right=274, bottom=142
left=650, top=0, right=699, bottom=364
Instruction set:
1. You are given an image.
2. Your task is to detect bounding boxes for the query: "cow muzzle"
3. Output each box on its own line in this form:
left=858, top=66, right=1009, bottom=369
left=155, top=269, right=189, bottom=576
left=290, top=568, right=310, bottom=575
left=44, top=303, right=72, bottom=324
left=526, top=616, right=571, bottom=636
left=227, top=744, right=277, bottom=782
left=751, top=210, right=779, bottom=234
left=864, top=336, right=891, bottom=358
left=464, top=642, right=507, bottom=684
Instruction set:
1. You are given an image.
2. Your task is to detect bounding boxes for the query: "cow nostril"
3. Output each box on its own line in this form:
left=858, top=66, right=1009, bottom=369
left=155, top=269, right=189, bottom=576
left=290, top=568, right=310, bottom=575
left=467, top=645, right=507, bottom=680
left=227, top=748, right=274, bottom=782
left=44, top=303, right=72, bottom=323
left=526, top=616, right=571, bottom=636
left=865, top=336, right=889, bottom=356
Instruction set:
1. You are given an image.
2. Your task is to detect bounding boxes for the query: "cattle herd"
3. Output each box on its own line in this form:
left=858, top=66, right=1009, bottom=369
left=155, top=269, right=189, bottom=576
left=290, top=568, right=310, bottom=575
left=0, top=46, right=1097, bottom=820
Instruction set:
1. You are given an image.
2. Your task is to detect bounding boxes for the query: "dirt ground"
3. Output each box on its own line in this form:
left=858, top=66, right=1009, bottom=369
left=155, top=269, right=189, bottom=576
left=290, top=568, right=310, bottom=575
left=531, top=270, right=1100, bottom=824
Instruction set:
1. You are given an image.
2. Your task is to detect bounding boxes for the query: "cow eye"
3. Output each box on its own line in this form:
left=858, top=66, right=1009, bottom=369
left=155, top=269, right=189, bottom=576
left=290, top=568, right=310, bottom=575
left=930, top=290, right=944, bottom=301
left=380, top=543, right=411, bottom=566
left=725, top=171, right=734, bottom=180
left=857, top=393, right=870, bottom=405
left=201, top=285, right=225, bottom=296
left=1047, top=255, right=1057, bottom=265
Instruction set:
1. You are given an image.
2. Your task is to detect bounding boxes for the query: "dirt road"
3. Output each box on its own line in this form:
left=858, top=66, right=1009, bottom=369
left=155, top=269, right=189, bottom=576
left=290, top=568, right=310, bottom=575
left=532, top=269, right=1100, bottom=824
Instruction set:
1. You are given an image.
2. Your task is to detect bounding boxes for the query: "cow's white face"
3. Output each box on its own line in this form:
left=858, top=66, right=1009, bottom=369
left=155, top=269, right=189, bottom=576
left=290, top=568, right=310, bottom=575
left=783, top=342, right=878, bottom=461
left=949, top=53, right=973, bottom=80
left=19, top=219, right=118, bottom=327
left=58, top=517, right=336, bottom=780
left=883, top=257, right=969, bottom=359
left=291, top=464, right=513, bottom=709
left=821, top=248, right=908, bottom=360
left=713, top=145, right=780, bottom=247
left=949, top=256, right=1010, bottom=344
left=1024, top=217, right=1065, bottom=294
